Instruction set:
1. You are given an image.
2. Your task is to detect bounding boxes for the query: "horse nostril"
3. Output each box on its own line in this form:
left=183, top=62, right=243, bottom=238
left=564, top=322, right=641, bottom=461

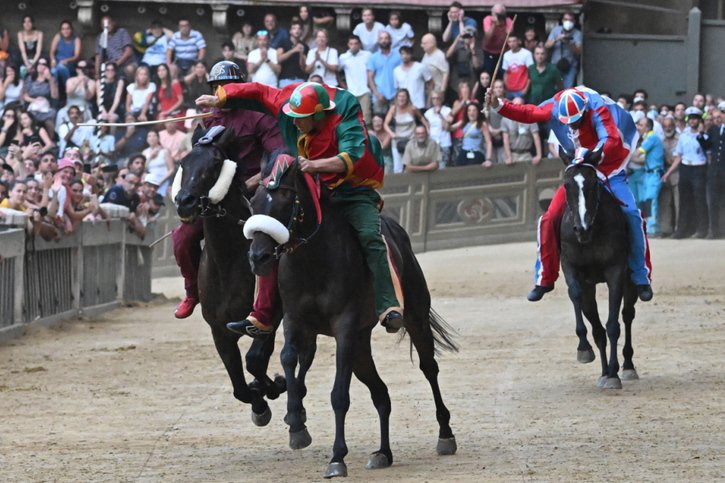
left=180, top=194, right=196, bottom=209
left=249, top=251, right=272, bottom=265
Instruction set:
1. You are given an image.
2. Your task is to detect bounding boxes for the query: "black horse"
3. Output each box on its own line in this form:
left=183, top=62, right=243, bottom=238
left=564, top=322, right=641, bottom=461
left=243, top=156, right=458, bottom=478
left=173, top=126, right=285, bottom=423
left=560, top=149, right=639, bottom=389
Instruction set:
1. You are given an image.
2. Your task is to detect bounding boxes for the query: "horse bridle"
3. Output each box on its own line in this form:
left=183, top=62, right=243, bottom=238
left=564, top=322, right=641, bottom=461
left=194, top=140, right=250, bottom=226
left=564, top=162, right=601, bottom=227
left=269, top=181, right=322, bottom=259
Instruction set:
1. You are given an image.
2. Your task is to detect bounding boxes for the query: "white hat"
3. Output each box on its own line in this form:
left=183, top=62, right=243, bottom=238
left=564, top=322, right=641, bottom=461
left=718, top=101, right=725, bottom=111
left=685, top=106, right=703, bottom=117
left=143, top=172, right=163, bottom=186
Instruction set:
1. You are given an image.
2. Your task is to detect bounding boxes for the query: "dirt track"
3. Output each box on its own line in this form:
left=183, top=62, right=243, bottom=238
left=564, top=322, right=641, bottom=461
left=1, top=239, right=724, bottom=482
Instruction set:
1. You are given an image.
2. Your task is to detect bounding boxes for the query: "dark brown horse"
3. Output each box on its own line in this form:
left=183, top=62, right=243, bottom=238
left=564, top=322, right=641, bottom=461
left=243, top=156, right=458, bottom=478
left=173, top=126, right=285, bottom=423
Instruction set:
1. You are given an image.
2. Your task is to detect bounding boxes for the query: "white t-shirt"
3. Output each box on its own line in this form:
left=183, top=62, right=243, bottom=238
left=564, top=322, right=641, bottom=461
left=352, top=22, right=385, bottom=53
left=501, top=48, right=534, bottom=92
left=424, top=105, right=452, bottom=148
left=141, top=34, right=170, bottom=66
left=126, top=82, right=157, bottom=113
left=385, top=23, right=414, bottom=51
left=393, top=62, right=431, bottom=110
left=422, top=49, right=449, bottom=94
left=338, top=50, right=371, bottom=96
left=248, top=48, right=279, bottom=87
left=306, top=47, right=339, bottom=86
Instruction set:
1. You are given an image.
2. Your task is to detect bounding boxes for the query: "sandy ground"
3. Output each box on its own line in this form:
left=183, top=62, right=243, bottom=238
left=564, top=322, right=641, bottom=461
left=1, top=239, right=724, bottom=482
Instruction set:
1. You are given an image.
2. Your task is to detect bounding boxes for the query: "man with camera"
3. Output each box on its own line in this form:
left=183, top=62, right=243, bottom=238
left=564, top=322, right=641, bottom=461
left=545, top=11, right=582, bottom=88
left=482, top=3, right=513, bottom=79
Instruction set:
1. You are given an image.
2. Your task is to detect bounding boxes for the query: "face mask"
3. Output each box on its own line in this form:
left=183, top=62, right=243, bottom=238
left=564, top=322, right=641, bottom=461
left=563, top=20, right=574, bottom=31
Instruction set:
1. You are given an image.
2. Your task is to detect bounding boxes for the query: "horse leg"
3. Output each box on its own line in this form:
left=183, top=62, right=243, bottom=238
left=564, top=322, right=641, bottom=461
left=621, top=281, right=639, bottom=381
left=348, top=330, right=393, bottom=470
left=280, top=324, right=314, bottom=450
left=246, top=333, right=287, bottom=401
left=580, top=284, right=608, bottom=386
left=209, top=326, right=270, bottom=422
left=602, top=268, right=625, bottom=389
left=561, top=264, right=593, bottom=364
left=324, top=330, right=356, bottom=479
left=404, top=314, right=457, bottom=455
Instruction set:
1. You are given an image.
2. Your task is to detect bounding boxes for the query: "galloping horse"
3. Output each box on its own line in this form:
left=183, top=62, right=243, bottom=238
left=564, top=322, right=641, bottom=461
left=560, top=148, right=639, bottom=389
left=243, top=155, right=458, bottom=478
left=172, top=126, right=285, bottom=423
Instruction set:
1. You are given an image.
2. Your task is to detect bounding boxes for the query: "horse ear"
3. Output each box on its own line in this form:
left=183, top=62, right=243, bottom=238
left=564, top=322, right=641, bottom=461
left=191, top=125, right=205, bottom=145
left=589, top=149, right=602, bottom=165
left=558, top=146, right=573, bottom=165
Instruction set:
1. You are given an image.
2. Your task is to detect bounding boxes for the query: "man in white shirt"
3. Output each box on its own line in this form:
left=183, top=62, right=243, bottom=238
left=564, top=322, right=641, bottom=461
left=339, top=35, right=372, bottom=125
left=141, top=20, right=172, bottom=71
left=305, top=29, right=338, bottom=86
left=393, top=46, right=432, bottom=110
left=247, top=30, right=281, bottom=87
left=421, top=33, right=449, bottom=107
left=501, top=34, right=533, bottom=100
left=352, top=8, right=385, bottom=53
left=424, top=91, right=452, bottom=168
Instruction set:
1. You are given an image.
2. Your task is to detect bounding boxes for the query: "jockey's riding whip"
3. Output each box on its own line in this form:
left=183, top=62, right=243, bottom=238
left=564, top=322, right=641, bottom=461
left=149, top=229, right=174, bottom=248
left=485, top=14, right=518, bottom=112
left=78, top=111, right=212, bottom=128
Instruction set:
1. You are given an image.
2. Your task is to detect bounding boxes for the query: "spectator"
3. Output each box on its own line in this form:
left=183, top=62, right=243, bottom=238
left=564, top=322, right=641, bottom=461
left=502, top=34, right=533, bottom=100
left=142, top=130, right=173, bottom=196
left=447, top=80, right=472, bottom=163
left=18, top=15, right=43, bottom=76
left=231, top=21, right=256, bottom=73
left=16, top=110, right=53, bottom=154
left=154, top=63, right=183, bottom=119
left=393, top=46, right=431, bottom=110
left=706, top=105, right=724, bottom=238
left=692, top=93, right=705, bottom=111
left=445, top=26, right=482, bottom=98
left=296, top=5, right=315, bottom=48
left=0, top=106, right=19, bottom=148
left=96, top=62, right=125, bottom=122
left=0, top=179, right=30, bottom=212
left=263, top=14, right=290, bottom=50
left=353, top=8, right=385, bottom=53
left=140, top=20, right=172, bottom=73
left=383, top=88, right=428, bottom=173
left=277, top=21, right=308, bottom=88
left=631, top=116, right=665, bottom=235
left=215, top=41, right=241, bottom=68
left=49, top=20, right=81, bottom=97
left=308, top=5, right=335, bottom=33
left=0, top=26, right=9, bottom=71
left=472, top=70, right=491, bottom=106
left=370, top=113, right=393, bottom=173
left=126, top=152, right=146, bottom=174
left=57, top=105, right=93, bottom=155
left=167, top=18, right=207, bottom=76
left=501, top=96, right=542, bottom=165
left=338, top=35, right=372, bottom=125
left=1, top=64, right=24, bottom=110
left=23, top=59, right=58, bottom=133
left=67, top=177, right=104, bottom=230
left=305, top=29, right=338, bottom=86
left=528, top=45, right=561, bottom=106
left=182, top=61, right=210, bottom=110
left=385, top=11, right=414, bottom=51
left=367, top=31, right=402, bottom=117
left=451, top=102, right=492, bottom=167
left=442, top=2, right=477, bottom=44
left=403, top=125, right=440, bottom=173
left=673, top=102, right=686, bottom=133
left=663, top=106, right=709, bottom=238
left=424, top=91, right=452, bottom=169
left=35, top=151, right=57, bottom=180
left=421, top=34, right=449, bottom=106
left=159, top=119, right=188, bottom=163
left=90, top=124, right=116, bottom=166
left=486, top=79, right=507, bottom=163
left=481, top=3, right=513, bottom=79
left=523, top=26, right=539, bottom=53
left=47, top=157, right=75, bottom=232
left=0, top=179, right=7, bottom=202
left=104, top=169, right=141, bottom=211
left=115, top=114, right=149, bottom=163
left=25, top=175, right=51, bottom=212
left=94, top=16, right=135, bottom=81
left=545, top=11, right=582, bottom=88
left=248, top=30, right=281, bottom=87
left=63, top=59, right=95, bottom=115
left=125, top=65, right=156, bottom=121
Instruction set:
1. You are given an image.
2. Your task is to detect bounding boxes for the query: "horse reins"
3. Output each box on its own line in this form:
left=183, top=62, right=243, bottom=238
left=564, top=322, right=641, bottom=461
left=271, top=181, right=323, bottom=259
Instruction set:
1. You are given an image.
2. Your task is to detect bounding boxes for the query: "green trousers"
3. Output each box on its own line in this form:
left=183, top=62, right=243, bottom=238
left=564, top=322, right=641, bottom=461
left=332, top=189, right=401, bottom=318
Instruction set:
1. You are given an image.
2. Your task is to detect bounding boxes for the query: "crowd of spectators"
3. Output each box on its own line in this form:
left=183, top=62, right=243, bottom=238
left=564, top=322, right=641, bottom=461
left=0, top=5, right=723, bottom=240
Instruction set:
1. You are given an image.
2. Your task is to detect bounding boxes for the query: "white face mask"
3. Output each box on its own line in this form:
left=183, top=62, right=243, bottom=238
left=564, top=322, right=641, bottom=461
left=563, top=20, right=574, bottom=31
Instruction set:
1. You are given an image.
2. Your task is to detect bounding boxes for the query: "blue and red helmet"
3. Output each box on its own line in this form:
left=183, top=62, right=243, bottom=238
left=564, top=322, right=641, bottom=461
left=557, top=88, right=588, bottom=124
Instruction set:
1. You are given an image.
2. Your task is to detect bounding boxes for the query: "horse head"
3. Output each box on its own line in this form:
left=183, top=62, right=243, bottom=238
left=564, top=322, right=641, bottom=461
left=172, top=125, right=241, bottom=223
left=243, top=152, right=321, bottom=276
left=561, top=147, right=602, bottom=245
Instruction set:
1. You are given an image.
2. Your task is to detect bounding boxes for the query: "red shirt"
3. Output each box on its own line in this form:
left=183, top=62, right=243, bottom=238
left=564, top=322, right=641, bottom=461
left=482, top=16, right=514, bottom=54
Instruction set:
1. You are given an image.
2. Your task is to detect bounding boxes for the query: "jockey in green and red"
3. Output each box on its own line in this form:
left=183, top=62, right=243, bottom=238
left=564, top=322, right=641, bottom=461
left=196, top=81, right=404, bottom=337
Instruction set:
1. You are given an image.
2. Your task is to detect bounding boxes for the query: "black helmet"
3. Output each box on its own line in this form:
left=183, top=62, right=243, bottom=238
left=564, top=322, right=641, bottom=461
left=208, top=61, right=244, bottom=85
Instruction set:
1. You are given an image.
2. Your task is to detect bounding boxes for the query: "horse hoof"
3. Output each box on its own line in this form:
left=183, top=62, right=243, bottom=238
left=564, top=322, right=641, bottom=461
left=436, top=436, right=458, bottom=455
left=577, top=349, right=595, bottom=364
left=284, top=408, right=307, bottom=425
left=251, top=406, right=272, bottom=427
left=621, top=369, right=639, bottom=381
left=324, top=462, right=348, bottom=478
left=289, top=427, right=312, bottom=450
left=603, top=377, right=623, bottom=390
left=596, top=376, right=608, bottom=388
left=366, top=451, right=392, bottom=469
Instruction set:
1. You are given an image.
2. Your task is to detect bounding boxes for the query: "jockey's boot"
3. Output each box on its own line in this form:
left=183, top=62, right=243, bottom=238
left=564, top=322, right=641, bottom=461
left=226, top=318, right=273, bottom=338
left=381, top=310, right=404, bottom=333
left=174, top=296, right=199, bottom=318
left=637, top=284, right=653, bottom=302
left=527, top=285, right=554, bottom=302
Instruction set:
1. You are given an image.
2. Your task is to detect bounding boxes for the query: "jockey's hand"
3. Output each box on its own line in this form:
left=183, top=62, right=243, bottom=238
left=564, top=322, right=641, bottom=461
left=196, top=95, right=220, bottom=109
left=485, top=87, right=499, bottom=110
left=299, top=157, right=318, bottom=173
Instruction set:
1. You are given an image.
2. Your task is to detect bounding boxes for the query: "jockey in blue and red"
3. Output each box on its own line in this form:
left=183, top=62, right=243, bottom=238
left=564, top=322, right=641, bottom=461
left=487, top=86, right=653, bottom=302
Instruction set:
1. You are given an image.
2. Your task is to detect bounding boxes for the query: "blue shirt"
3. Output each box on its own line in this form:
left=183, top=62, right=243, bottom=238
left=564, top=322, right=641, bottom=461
left=169, top=30, right=206, bottom=60
left=461, top=122, right=483, bottom=152
left=674, top=127, right=707, bottom=166
left=366, top=50, right=402, bottom=101
left=638, top=131, right=664, bottom=171
left=448, top=17, right=477, bottom=39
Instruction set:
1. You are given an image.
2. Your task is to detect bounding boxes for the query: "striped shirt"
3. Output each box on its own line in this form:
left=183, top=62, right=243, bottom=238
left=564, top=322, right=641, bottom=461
left=168, top=30, right=206, bottom=60
left=95, top=28, right=132, bottom=64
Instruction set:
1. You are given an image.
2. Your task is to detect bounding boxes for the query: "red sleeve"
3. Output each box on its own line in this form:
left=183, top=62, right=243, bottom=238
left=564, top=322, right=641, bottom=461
left=498, top=100, right=553, bottom=124
left=173, top=81, right=183, bottom=100
left=218, top=82, right=288, bottom=117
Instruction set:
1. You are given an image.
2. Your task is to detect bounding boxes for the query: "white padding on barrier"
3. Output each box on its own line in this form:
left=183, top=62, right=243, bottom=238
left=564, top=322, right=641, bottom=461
left=208, top=159, right=237, bottom=204
left=243, top=214, right=290, bottom=245
left=170, top=166, right=183, bottom=202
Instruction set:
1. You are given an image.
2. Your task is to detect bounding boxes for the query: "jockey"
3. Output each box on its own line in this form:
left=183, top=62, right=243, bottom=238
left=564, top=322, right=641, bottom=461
left=196, top=81, right=404, bottom=337
left=486, top=86, right=653, bottom=302
left=172, top=61, right=285, bottom=319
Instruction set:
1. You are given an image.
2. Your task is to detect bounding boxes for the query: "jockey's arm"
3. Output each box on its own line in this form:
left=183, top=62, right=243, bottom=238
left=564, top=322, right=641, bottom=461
left=588, top=105, right=624, bottom=161
left=197, top=82, right=288, bottom=117
left=497, top=99, right=553, bottom=124
left=299, top=156, right=345, bottom=174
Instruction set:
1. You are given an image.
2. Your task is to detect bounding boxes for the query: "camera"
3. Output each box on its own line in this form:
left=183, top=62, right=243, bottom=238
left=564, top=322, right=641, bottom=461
left=34, top=206, right=48, bottom=217
left=496, top=13, right=506, bottom=22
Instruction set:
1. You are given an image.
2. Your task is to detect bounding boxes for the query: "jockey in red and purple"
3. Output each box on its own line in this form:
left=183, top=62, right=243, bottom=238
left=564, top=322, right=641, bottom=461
left=486, top=86, right=653, bottom=302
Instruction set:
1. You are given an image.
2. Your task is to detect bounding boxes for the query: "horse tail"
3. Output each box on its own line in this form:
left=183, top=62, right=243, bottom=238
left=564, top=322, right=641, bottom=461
left=426, top=307, right=459, bottom=354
